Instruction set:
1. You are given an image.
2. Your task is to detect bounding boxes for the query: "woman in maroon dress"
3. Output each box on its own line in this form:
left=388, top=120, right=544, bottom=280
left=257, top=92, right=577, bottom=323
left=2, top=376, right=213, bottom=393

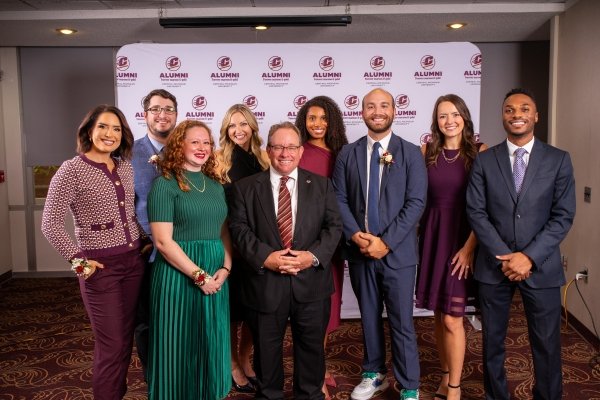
left=295, top=96, right=348, bottom=400
left=416, top=94, right=487, bottom=400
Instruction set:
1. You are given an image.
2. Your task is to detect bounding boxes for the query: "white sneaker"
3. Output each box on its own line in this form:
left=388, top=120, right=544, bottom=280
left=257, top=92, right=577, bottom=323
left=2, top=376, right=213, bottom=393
left=350, top=372, right=389, bottom=400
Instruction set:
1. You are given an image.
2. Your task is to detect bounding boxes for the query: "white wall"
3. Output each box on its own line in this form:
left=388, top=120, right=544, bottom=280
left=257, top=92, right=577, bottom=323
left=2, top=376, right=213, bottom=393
left=554, top=0, right=600, bottom=336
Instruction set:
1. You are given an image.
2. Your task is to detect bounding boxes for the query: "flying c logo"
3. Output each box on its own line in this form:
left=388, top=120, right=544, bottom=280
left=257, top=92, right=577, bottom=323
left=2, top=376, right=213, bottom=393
left=268, top=56, right=283, bottom=71
left=470, top=53, right=482, bottom=69
left=217, top=56, right=232, bottom=71
left=345, top=95, right=360, bottom=110
left=293, top=95, right=307, bottom=109
left=319, top=56, right=335, bottom=71
left=192, top=96, right=207, bottom=111
left=395, top=94, right=410, bottom=109
left=370, top=56, right=385, bottom=71
left=166, top=56, right=181, bottom=71
left=116, top=56, right=130, bottom=71
left=243, top=95, right=258, bottom=110
left=420, top=55, right=435, bottom=70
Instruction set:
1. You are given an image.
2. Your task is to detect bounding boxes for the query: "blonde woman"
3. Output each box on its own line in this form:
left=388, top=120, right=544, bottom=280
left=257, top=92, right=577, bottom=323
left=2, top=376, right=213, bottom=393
left=215, top=104, right=269, bottom=392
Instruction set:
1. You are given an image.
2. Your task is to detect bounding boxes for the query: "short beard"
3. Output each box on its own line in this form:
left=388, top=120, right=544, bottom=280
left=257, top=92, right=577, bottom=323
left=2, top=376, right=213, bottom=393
left=365, top=118, right=393, bottom=135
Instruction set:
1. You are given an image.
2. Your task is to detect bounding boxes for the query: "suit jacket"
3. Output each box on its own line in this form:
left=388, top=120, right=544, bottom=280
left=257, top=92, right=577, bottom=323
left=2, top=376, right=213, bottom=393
left=466, top=139, right=576, bottom=288
left=228, top=168, right=342, bottom=313
left=332, top=133, right=427, bottom=269
left=132, top=136, right=161, bottom=236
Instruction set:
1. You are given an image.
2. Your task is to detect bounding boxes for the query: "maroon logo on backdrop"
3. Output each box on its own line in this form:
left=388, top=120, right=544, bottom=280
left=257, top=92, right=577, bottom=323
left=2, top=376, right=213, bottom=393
left=243, top=95, right=258, bottom=110
left=470, top=53, right=482, bottom=69
left=217, top=56, right=232, bottom=71
left=192, top=95, right=207, bottom=111
left=395, top=94, right=410, bottom=109
left=116, top=56, right=130, bottom=71
left=319, top=56, right=335, bottom=71
left=166, top=56, right=181, bottom=71
left=370, top=56, right=385, bottom=71
left=293, top=95, right=307, bottom=109
left=420, top=133, right=432, bottom=145
left=268, top=56, right=284, bottom=71
left=420, top=55, right=435, bottom=70
left=344, top=95, right=360, bottom=110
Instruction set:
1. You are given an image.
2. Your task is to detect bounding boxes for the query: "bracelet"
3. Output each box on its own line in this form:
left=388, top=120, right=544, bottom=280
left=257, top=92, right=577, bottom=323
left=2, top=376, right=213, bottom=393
left=71, top=258, right=92, bottom=278
left=221, top=266, right=231, bottom=273
left=192, top=268, right=211, bottom=287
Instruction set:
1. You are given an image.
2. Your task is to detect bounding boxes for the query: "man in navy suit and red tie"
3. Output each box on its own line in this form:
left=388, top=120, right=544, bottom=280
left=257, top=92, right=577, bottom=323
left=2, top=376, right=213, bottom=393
left=332, top=88, right=427, bottom=400
left=229, top=121, right=342, bottom=400
left=466, top=88, right=576, bottom=400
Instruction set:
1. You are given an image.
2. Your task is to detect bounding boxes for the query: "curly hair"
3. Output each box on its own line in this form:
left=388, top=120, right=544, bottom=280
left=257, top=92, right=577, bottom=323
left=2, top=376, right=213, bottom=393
left=425, top=94, right=478, bottom=170
left=295, top=95, right=348, bottom=158
left=218, top=104, right=269, bottom=183
left=76, top=105, right=134, bottom=160
left=159, top=120, right=221, bottom=191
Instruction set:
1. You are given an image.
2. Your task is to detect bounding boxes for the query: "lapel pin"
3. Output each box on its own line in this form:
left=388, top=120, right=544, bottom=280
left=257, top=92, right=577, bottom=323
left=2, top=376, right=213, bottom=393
left=306, top=179, right=311, bottom=183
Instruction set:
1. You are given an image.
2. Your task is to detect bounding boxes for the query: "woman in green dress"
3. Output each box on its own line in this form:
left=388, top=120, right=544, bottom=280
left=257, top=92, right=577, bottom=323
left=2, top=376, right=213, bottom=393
left=147, top=119, right=232, bottom=400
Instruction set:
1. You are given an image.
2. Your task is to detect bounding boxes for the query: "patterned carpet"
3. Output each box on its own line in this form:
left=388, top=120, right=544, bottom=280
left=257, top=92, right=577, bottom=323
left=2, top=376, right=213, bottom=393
left=1, top=278, right=599, bottom=399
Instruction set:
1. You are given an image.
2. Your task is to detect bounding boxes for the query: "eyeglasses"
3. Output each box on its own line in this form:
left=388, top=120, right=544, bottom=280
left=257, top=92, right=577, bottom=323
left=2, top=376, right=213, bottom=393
left=146, top=106, right=177, bottom=115
left=268, top=145, right=301, bottom=153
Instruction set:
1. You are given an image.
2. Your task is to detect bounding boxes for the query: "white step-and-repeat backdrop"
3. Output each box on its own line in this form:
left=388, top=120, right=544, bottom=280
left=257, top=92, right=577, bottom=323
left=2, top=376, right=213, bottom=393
left=116, top=42, right=482, bottom=318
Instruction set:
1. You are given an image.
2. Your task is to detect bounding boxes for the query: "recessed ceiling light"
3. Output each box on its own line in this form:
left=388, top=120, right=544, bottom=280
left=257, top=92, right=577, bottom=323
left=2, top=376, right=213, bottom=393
left=254, top=25, right=269, bottom=31
left=447, top=23, right=466, bottom=30
left=56, top=28, right=77, bottom=35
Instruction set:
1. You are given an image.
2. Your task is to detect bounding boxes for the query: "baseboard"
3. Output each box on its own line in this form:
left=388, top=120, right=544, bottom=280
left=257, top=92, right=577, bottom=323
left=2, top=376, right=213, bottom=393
left=0, top=270, right=11, bottom=285
left=562, top=307, right=600, bottom=349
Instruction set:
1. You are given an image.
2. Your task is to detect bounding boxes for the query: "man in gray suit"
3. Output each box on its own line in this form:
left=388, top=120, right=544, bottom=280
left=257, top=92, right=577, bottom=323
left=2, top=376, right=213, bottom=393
left=466, top=88, right=576, bottom=400
left=132, top=88, right=178, bottom=378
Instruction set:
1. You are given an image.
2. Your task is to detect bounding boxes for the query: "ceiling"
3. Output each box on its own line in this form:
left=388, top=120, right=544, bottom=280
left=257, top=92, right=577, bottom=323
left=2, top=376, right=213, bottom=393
left=0, top=0, right=574, bottom=47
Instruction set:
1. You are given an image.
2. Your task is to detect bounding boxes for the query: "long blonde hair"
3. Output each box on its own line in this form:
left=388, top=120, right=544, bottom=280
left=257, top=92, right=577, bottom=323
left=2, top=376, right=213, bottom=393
left=218, top=104, right=269, bottom=183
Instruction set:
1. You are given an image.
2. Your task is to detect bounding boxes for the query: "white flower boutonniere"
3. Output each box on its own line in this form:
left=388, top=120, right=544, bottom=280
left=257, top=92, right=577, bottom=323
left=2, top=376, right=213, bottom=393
left=148, top=154, right=159, bottom=165
left=380, top=151, right=395, bottom=166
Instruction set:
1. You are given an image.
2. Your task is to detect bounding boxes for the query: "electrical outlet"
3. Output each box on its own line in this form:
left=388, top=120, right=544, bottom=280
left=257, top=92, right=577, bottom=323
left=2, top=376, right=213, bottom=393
left=575, top=268, right=588, bottom=283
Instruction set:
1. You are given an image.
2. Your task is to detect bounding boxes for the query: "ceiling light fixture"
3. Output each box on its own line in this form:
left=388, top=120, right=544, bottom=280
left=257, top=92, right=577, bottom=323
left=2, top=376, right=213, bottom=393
left=56, top=28, right=77, bottom=35
left=447, top=23, right=466, bottom=30
left=255, top=25, right=269, bottom=31
left=159, top=15, right=352, bottom=29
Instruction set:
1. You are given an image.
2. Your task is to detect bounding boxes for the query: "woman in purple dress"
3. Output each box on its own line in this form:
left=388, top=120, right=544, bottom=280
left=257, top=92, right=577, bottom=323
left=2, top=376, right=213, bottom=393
left=295, top=95, right=348, bottom=400
left=415, top=94, right=487, bottom=400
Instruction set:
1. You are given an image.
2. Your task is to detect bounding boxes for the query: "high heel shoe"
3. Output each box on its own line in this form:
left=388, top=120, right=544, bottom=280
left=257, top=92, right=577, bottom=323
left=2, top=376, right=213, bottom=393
left=232, top=377, right=255, bottom=393
left=325, top=374, right=337, bottom=388
left=434, top=371, right=449, bottom=400
left=246, top=375, right=258, bottom=387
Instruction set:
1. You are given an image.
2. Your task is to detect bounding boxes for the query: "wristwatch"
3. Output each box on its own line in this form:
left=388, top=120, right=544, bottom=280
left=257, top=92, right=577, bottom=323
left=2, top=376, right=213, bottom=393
left=311, top=253, right=320, bottom=267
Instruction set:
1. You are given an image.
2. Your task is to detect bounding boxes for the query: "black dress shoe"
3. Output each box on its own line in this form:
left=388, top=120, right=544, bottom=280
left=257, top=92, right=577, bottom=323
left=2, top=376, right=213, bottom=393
left=232, top=377, right=255, bottom=393
left=246, top=375, right=258, bottom=387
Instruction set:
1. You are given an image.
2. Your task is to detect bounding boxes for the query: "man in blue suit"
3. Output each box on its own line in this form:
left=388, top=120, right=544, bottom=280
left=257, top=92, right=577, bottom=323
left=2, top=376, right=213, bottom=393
left=466, top=88, right=576, bottom=400
left=333, top=88, right=427, bottom=400
left=132, top=88, right=178, bottom=378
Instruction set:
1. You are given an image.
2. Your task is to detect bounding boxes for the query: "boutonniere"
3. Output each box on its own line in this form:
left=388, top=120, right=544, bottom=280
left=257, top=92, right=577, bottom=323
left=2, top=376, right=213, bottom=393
left=148, top=154, right=159, bottom=165
left=380, top=151, right=394, bottom=166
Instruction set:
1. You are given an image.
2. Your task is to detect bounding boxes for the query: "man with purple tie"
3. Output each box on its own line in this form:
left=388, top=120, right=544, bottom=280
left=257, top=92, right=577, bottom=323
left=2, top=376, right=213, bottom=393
left=466, top=88, right=576, bottom=400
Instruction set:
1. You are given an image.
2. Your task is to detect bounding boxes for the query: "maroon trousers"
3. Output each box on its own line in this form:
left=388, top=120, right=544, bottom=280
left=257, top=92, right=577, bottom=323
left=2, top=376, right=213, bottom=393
left=79, top=250, right=145, bottom=400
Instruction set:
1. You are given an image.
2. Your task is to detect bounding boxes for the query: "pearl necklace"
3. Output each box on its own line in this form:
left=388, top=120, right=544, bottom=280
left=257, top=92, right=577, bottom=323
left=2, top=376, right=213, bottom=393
left=184, top=173, right=206, bottom=193
left=441, top=149, right=460, bottom=164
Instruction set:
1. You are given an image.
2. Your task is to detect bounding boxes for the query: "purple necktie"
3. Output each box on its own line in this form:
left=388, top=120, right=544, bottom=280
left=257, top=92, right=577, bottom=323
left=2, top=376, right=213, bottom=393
left=513, top=148, right=527, bottom=194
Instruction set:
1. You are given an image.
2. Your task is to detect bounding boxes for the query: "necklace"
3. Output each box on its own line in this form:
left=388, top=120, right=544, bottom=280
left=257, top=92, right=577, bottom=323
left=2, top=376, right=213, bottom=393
left=441, top=149, right=460, bottom=164
left=184, top=173, right=206, bottom=193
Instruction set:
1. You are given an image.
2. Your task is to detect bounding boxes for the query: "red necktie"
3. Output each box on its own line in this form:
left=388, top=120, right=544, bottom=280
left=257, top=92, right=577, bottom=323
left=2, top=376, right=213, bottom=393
left=277, top=176, right=293, bottom=248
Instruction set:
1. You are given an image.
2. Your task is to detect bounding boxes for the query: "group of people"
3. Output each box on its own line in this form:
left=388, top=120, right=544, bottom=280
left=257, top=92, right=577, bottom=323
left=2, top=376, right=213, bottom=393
left=41, top=86, right=575, bottom=400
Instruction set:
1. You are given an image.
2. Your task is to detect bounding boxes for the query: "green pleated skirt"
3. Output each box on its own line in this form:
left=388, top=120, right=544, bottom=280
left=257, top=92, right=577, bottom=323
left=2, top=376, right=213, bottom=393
left=148, top=239, right=231, bottom=400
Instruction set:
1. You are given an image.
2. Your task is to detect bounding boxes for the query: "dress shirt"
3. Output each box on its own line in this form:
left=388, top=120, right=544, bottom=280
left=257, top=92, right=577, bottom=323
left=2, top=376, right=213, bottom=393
left=507, top=137, right=534, bottom=172
left=365, top=132, right=392, bottom=233
left=270, top=167, right=299, bottom=237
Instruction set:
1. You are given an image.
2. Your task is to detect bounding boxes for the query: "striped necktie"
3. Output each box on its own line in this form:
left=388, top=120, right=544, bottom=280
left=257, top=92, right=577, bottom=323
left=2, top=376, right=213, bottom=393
left=277, top=176, right=293, bottom=248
